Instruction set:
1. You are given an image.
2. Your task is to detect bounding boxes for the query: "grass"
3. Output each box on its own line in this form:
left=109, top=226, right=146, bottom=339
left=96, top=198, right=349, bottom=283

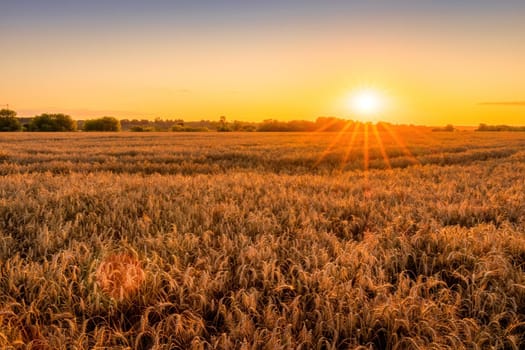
left=1, top=128, right=525, bottom=349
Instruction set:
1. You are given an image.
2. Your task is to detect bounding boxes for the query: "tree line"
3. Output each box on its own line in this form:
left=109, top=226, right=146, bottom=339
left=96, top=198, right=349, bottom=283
left=0, top=110, right=121, bottom=132
left=4, top=108, right=523, bottom=133
left=0, top=109, right=362, bottom=132
left=476, top=123, right=525, bottom=132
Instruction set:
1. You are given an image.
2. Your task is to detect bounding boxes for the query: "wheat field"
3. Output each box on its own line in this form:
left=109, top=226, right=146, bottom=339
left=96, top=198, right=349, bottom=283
left=1, top=129, right=525, bottom=349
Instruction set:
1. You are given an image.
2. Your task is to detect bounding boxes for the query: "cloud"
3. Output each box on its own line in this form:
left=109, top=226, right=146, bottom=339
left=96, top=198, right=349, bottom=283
left=478, top=101, right=525, bottom=106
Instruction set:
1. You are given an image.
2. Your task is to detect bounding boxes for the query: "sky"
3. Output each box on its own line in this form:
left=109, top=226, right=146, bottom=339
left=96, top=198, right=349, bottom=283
left=1, top=0, right=524, bottom=125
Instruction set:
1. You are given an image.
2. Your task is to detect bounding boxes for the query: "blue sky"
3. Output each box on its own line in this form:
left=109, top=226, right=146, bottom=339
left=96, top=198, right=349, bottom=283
left=3, top=1, right=524, bottom=23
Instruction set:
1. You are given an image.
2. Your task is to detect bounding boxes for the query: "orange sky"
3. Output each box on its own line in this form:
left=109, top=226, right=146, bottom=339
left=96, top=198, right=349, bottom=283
left=1, top=1, right=524, bottom=125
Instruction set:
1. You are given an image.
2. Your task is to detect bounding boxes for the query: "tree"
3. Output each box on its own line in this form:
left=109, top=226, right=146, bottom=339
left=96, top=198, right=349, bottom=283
left=28, top=113, right=77, bottom=131
left=83, top=116, right=121, bottom=131
left=217, top=115, right=232, bottom=132
left=0, top=109, right=22, bottom=131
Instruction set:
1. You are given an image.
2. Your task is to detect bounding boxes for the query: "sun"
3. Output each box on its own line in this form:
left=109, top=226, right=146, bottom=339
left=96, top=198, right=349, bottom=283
left=348, top=89, right=384, bottom=117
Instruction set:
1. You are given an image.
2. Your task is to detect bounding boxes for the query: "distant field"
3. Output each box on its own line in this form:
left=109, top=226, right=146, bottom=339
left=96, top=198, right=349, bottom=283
left=1, top=130, right=525, bottom=349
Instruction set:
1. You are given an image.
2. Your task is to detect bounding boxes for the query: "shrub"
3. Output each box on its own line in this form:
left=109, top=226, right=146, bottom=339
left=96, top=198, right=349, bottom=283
left=28, top=113, right=77, bottom=131
left=83, top=117, right=121, bottom=131
left=0, top=109, right=21, bottom=131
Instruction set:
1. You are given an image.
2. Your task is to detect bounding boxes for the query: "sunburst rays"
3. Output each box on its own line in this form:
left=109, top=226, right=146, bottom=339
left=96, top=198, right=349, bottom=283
left=372, top=123, right=392, bottom=171
left=314, top=121, right=421, bottom=178
left=363, top=123, right=370, bottom=180
left=381, top=123, right=420, bottom=166
left=314, top=121, right=355, bottom=167
left=299, top=118, right=347, bottom=145
left=339, top=123, right=360, bottom=171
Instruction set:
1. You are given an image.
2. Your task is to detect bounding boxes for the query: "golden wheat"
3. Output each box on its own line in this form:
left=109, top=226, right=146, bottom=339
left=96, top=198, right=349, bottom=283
left=0, top=130, right=524, bottom=349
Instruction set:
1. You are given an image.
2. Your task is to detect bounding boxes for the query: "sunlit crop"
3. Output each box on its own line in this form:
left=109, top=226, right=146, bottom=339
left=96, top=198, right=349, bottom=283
left=1, top=129, right=525, bottom=349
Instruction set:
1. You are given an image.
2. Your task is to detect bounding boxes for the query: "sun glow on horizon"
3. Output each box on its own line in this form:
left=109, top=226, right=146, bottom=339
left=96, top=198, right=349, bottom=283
left=348, top=89, right=385, bottom=119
